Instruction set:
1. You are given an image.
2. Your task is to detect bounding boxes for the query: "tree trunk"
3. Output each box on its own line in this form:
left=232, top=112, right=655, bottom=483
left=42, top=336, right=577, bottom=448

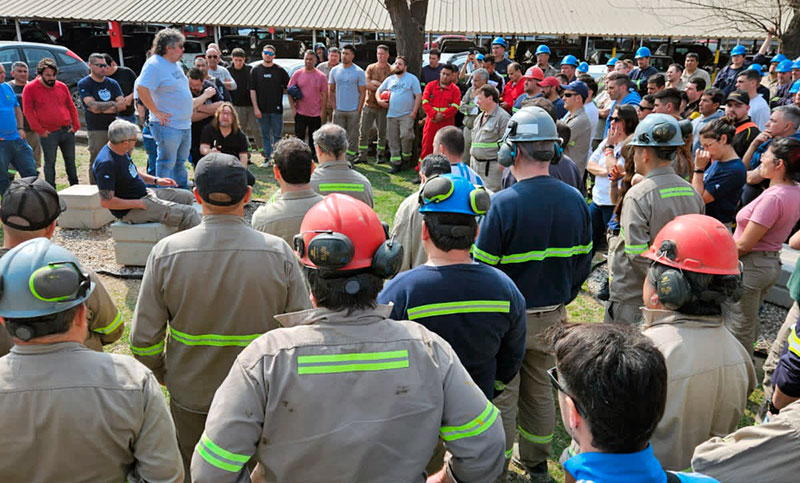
left=384, top=0, right=428, bottom=77
left=782, top=4, right=800, bottom=58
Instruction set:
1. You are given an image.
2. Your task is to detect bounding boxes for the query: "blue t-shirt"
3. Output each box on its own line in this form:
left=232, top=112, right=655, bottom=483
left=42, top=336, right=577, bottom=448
left=78, top=76, right=123, bottom=131
left=93, top=144, right=147, bottom=218
left=377, top=263, right=526, bottom=399
left=450, top=162, right=484, bottom=186
left=0, top=83, right=20, bottom=140
left=473, top=176, right=592, bottom=308
left=605, top=90, right=642, bottom=136
left=328, top=64, right=366, bottom=112
left=138, top=55, right=194, bottom=130
left=378, top=73, right=422, bottom=118
left=703, top=158, right=746, bottom=223
left=564, top=444, right=719, bottom=483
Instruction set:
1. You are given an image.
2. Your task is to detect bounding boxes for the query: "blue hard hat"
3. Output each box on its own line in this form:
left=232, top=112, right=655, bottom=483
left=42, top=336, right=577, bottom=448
left=771, top=53, right=787, bottom=64
left=731, top=45, right=747, bottom=56
left=635, top=47, right=651, bottom=59
left=536, top=45, right=551, bottom=55
left=793, top=60, right=800, bottom=70
left=777, top=60, right=794, bottom=73
left=606, top=56, right=619, bottom=66
left=629, top=114, right=684, bottom=148
left=418, top=174, right=490, bottom=216
left=577, top=62, right=589, bottom=73
left=747, top=64, right=764, bottom=76
left=476, top=53, right=485, bottom=61
left=561, top=55, right=578, bottom=66
left=491, top=37, right=507, bottom=48
left=790, top=80, right=800, bottom=94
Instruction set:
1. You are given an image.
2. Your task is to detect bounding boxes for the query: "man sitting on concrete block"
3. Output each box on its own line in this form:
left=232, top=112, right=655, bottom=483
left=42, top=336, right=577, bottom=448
left=93, top=119, right=200, bottom=230
left=0, top=177, right=123, bottom=356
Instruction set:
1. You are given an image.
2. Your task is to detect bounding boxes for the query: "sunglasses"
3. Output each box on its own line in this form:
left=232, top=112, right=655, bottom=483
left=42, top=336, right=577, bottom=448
left=548, top=367, right=584, bottom=416
left=263, top=51, right=275, bottom=56
left=93, top=63, right=108, bottom=68
left=639, top=106, right=654, bottom=111
left=207, top=55, right=219, bottom=59
left=609, top=116, right=621, bottom=122
left=562, top=92, right=576, bottom=98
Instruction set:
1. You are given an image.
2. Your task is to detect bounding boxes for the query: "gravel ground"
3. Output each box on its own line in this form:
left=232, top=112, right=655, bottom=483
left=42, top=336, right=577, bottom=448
left=586, top=260, right=788, bottom=351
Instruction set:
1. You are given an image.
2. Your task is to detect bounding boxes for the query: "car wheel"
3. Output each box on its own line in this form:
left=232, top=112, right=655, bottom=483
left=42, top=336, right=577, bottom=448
left=69, top=85, right=83, bottom=113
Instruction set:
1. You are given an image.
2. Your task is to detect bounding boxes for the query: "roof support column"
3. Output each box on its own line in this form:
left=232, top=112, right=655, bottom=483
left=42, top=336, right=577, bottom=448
left=584, top=36, right=589, bottom=59
left=15, top=19, right=22, bottom=42
left=313, top=29, right=316, bottom=46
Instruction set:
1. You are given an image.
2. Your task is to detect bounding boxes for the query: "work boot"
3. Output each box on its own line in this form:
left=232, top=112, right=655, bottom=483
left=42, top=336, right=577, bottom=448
left=389, top=164, right=403, bottom=174
left=517, top=461, right=552, bottom=483
left=597, top=278, right=610, bottom=301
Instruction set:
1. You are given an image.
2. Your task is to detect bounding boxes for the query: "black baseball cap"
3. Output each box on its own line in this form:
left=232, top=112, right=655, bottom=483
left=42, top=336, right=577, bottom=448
left=725, top=90, right=750, bottom=105
left=1, top=177, right=65, bottom=230
left=194, top=153, right=253, bottom=206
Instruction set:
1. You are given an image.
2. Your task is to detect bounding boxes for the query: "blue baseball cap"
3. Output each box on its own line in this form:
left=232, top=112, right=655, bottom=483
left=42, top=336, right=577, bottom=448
left=731, top=45, right=747, bottom=56
left=561, top=55, right=579, bottom=67
left=536, top=45, right=551, bottom=55
left=419, top=174, right=490, bottom=216
left=635, top=47, right=651, bottom=59
left=560, top=80, right=589, bottom=101
left=790, top=80, right=800, bottom=94
left=777, top=60, right=793, bottom=73
left=746, top=64, right=764, bottom=76
left=492, top=37, right=507, bottom=48
left=577, top=62, right=589, bottom=73
left=606, top=57, right=618, bottom=66
left=772, top=53, right=787, bottom=64
left=793, top=60, right=800, bottom=70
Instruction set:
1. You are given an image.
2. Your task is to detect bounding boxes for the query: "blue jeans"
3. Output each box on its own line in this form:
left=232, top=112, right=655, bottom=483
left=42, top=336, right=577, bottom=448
left=142, top=123, right=158, bottom=176
left=257, top=113, right=283, bottom=159
left=0, top=139, right=38, bottom=195
left=150, top=123, right=189, bottom=189
left=589, top=202, right=615, bottom=256
left=40, top=126, right=77, bottom=187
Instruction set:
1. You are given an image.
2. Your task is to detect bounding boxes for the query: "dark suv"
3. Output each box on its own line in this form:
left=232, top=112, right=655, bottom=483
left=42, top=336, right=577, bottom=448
left=0, top=41, right=90, bottom=110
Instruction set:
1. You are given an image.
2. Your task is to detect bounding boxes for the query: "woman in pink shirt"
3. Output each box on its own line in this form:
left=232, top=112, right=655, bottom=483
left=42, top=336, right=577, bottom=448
left=732, top=137, right=800, bottom=354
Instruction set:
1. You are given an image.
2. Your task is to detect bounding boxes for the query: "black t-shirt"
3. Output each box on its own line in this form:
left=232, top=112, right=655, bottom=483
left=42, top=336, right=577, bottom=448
left=229, top=64, right=252, bottom=106
left=93, top=144, right=147, bottom=218
left=191, top=80, right=223, bottom=163
left=5, top=81, right=30, bottom=130
left=250, top=64, right=289, bottom=113
left=108, top=66, right=137, bottom=116
left=199, top=124, right=249, bottom=157
left=78, top=76, right=123, bottom=131
left=732, top=117, right=760, bottom=159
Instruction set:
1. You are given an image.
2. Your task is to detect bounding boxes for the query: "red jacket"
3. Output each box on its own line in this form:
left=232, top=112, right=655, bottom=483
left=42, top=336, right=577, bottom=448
left=421, top=81, right=461, bottom=124
left=22, top=78, right=80, bottom=135
left=502, top=79, right=525, bottom=112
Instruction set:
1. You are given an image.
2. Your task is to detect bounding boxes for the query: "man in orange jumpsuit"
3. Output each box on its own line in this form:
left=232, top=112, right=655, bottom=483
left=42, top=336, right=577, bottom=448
left=419, top=63, right=461, bottom=166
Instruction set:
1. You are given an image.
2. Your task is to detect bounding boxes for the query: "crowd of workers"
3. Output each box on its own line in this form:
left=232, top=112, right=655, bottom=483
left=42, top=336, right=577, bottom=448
left=1, top=25, right=800, bottom=483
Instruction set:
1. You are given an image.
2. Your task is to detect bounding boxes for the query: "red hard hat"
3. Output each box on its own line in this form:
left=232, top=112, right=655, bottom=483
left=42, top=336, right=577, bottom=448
left=298, top=194, right=386, bottom=271
left=380, top=90, right=391, bottom=102
left=642, top=214, right=739, bottom=275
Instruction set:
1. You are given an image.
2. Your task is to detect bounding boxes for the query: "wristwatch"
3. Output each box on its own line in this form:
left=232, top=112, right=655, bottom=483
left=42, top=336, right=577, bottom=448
left=694, top=168, right=705, bottom=174
left=769, top=398, right=781, bottom=415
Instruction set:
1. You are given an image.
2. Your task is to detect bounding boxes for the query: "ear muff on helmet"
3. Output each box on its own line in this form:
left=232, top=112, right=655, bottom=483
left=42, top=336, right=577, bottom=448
left=28, top=262, right=91, bottom=303
left=294, top=231, right=355, bottom=270
left=650, top=267, right=692, bottom=310
left=498, top=120, right=518, bottom=167
left=551, top=139, right=563, bottom=165
left=469, top=187, right=491, bottom=214
left=420, top=175, right=455, bottom=204
left=372, top=238, right=404, bottom=279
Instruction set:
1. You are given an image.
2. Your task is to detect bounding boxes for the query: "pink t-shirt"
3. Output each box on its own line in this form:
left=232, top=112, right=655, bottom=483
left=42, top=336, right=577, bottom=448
left=288, top=68, right=327, bottom=117
left=734, top=183, right=800, bottom=251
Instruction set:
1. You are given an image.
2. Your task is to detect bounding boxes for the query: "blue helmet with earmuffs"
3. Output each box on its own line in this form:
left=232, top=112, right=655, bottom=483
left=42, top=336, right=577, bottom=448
left=418, top=174, right=490, bottom=216
left=497, top=106, right=562, bottom=167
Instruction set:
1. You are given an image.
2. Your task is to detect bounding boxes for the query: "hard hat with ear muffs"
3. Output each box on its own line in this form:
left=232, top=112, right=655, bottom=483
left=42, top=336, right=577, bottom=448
left=293, top=194, right=403, bottom=285
left=642, top=214, right=741, bottom=310
left=497, top=106, right=562, bottom=167
left=0, top=238, right=95, bottom=340
left=628, top=113, right=685, bottom=147
left=418, top=174, right=490, bottom=216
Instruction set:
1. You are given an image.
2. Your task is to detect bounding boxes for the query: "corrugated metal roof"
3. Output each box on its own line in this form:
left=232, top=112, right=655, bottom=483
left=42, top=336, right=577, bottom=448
left=1, top=0, right=774, bottom=38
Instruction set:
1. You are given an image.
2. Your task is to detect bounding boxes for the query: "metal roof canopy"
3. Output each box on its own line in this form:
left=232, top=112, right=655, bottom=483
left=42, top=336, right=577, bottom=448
left=1, top=0, right=776, bottom=39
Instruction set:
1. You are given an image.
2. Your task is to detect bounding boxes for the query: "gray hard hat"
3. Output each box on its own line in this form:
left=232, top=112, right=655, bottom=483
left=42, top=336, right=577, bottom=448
left=498, top=106, right=560, bottom=166
left=0, top=238, right=94, bottom=320
left=629, top=113, right=685, bottom=147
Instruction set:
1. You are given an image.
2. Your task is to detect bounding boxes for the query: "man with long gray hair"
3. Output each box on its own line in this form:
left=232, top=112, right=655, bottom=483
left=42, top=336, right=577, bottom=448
left=136, top=28, right=195, bottom=189
left=310, top=123, right=374, bottom=206
left=93, top=119, right=199, bottom=230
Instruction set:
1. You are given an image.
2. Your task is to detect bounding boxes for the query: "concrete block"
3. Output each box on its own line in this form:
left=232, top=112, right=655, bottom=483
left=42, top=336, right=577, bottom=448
left=111, top=221, right=178, bottom=266
left=57, top=185, right=115, bottom=229
left=766, top=284, right=793, bottom=309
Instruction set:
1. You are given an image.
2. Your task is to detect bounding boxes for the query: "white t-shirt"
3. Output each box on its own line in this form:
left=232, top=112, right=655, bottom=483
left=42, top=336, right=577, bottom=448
left=588, top=140, right=624, bottom=206
left=749, top=95, right=770, bottom=131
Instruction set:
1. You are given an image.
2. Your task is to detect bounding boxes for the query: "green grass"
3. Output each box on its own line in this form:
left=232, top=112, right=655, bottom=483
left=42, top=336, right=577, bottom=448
left=53, top=144, right=762, bottom=483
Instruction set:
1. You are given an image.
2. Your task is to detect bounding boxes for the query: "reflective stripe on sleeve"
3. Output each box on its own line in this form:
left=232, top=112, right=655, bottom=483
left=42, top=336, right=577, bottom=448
left=407, top=300, right=511, bottom=320
left=471, top=142, right=500, bottom=148
left=440, top=401, right=500, bottom=441
left=517, top=425, right=553, bottom=444
left=93, top=310, right=123, bottom=334
left=169, top=328, right=262, bottom=347
left=297, top=350, right=409, bottom=375
left=450, top=103, right=460, bottom=108
left=318, top=183, right=365, bottom=192
left=471, top=245, right=501, bottom=265
left=659, top=186, right=696, bottom=199
left=788, top=326, right=800, bottom=357
left=494, top=380, right=506, bottom=391
left=195, top=432, right=249, bottom=473
left=129, top=340, right=165, bottom=356
left=498, top=243, right=593, bottom=264
left=624, top=243, right=649, bottom=255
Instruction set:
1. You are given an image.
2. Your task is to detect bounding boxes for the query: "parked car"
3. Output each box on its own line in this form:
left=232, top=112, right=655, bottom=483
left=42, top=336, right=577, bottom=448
left=0, top=41, right=89, bottom=112
left=248, top=58, right=304, bottom=134
left=218, top=35, right=252, bottom=63
left=354, top=40, right=397, bottom=69
left=425, top=35, right=467, bottom=50
left=654, top=43, right=724, bottom=71
left=0, top=24, right=54, bottom=44
left=250, top=39, right=305, bottom=60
